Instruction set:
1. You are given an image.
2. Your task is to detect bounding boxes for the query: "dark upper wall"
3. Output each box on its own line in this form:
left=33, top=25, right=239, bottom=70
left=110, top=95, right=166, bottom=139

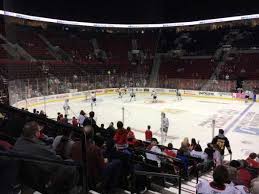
left=2, top=0, right=259, bottom=24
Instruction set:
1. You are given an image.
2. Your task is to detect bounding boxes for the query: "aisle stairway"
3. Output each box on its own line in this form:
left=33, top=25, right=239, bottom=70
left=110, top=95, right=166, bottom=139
left=150, top=171, right=213, bottom=194
left=31, top=170, right=213, bottom=194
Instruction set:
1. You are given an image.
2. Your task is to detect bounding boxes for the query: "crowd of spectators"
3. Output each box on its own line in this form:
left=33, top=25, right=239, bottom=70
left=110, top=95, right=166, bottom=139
left=0, top=106, right=258, bottom=194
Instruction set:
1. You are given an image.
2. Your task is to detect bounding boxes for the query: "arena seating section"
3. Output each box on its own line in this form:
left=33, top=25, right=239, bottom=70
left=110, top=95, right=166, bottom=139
left=0, top=18, right=259, bottom=194
left=0, top=22, right=258, bottom=84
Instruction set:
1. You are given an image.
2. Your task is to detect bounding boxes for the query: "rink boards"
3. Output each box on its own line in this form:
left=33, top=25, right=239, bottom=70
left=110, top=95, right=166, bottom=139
left=12, top=88, right=258, bottom=109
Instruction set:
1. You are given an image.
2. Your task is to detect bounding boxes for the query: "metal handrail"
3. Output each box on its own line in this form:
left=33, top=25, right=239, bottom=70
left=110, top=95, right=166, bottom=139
left=132, top=170, right=182, bottom=194
left=131, top=147, right=182, bottom=163
left=0, top=150, right=80, bottom=166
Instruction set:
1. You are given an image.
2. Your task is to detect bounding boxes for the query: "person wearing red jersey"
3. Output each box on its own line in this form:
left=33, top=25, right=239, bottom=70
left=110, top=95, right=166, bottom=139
left=163, top=143, right=177, bottom=158
left=72, top=117, right=78, bottom=127
left=246, top=153, right=259, bottom=168
left=113, top=121, right=128, bottom=150
left=126, top=127, right=136, bottom=146
left=145, top=125, right=153, bottom=142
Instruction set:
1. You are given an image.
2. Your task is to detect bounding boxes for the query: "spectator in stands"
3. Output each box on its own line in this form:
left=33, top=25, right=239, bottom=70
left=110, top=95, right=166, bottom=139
left=57, top=112, right=61, bottom=121
left=196, top=165, right=238, bottom=193
left=71, top=126, right=121, bottom=192
left=13, top=121, right=57, bottom=158
left=36, top=124, right=54, bottom=145
left=226, top=166, right=238, bottom=185
left=183, top=137, right=190, bottom=148
left=176, top=148, right=189, bottom=179
left=71, top=116, right=78, bottom=127
left=83, top=111, right=98, bottom=133
left=0, top=114, right=13, bottom=151
left=145, top=125, right=152, bottom=142
left=100, top=124, right=105, bottom=130
left=179, top=137, right=191, bottom=156
left=13, top=121, right=78, bottom=193
left=63, top=114, right=68, bottom=124
left=0, top=114, right=18, bottom=194
left=190, top=144, right=207, bottom=160
left=226, top=166, right=250, bottom=194
left=146, top=138, right=162, bottom=167
left=78, top=110, right=86, bottom=127
left=106, top=122, right=115, bottom=139
left=229, top=160, right=253, bottom=188
left=58, top=114, right=64, bottom=123
left=163, top=143, right=177, bottom=158
left=211, top=129, right=232, bottom=160
left=127, top=126, right=135, bottom=146
left=204, top=143, right=214, bottom=161
left=213, top=144, right=222, bottom=167
left=190, top=138, right=198, bottom=150
left=251, top=180, right=259, bottom=194
left=52, top=128, right=74, bottom=159
left=113, top=121, right=128, bottom=151
left=33, top=109, right=37, bottom=114
left=39, top=110, right=46, bottom=118
left=246, top=153, right=259, bottom=168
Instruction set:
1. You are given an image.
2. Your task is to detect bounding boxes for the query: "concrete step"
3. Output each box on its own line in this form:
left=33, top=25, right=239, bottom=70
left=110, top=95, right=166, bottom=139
left=150, top=183, right=177, bottom=194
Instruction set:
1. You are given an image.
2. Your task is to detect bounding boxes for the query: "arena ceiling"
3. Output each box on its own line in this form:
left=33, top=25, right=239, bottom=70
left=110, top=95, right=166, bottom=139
left=2, top=0, right=259, bottom=24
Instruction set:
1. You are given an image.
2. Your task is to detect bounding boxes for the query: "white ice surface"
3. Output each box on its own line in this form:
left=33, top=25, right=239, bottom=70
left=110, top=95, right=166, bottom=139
left=29, top=93, right=259, bottom=160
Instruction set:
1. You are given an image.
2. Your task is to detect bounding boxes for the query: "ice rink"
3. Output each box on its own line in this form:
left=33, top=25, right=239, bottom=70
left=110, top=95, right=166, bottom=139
left=30, top=93, right=259, bottom=160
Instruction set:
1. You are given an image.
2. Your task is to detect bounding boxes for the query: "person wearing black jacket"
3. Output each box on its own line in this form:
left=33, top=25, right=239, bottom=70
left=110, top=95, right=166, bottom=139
left=211, top=129, right=232, bottom=159
left=83, top=111, right=100, bottom=136
left=83, top=111, right=97, bottom=127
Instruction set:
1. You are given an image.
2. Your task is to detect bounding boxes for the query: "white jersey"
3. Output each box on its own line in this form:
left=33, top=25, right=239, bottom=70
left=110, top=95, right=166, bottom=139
left=234, top=185, right=250, bottom=194
left=63, top=100, right=70, bottom=110
left=161, top=117, right=169, bottom=130
left=190, top=150, right=208, bottom=160
left=130, top=90, right=135, bottom=96
left=197, top=180, right=241, bottom=194
left=151, top=91, right=157, bottom=97
left=78, top=114, right=86, bottom=126
left=213, top=150, right=222, bottom=166
left=146, top=145, right=162, bottom=167
left=91, top=93, right=96, bottom=99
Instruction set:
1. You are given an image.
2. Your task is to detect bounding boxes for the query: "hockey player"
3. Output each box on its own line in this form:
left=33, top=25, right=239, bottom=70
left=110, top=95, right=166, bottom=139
left=118, top=88, right=123, bottom=99
left=63, top=99, right=70, bottom=115
left=244, top=90, right=250, bottom=103
left=130, top=89, right=136, bottom=102
left=91, top=91, right=97, bottom=106
left=123, top=85, right=128, bottom=95
left=161, top=112, right=169, bottom=144
left=151, top=90, right=157, bottom=103
left=176, top=89, right=182, bottom=101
